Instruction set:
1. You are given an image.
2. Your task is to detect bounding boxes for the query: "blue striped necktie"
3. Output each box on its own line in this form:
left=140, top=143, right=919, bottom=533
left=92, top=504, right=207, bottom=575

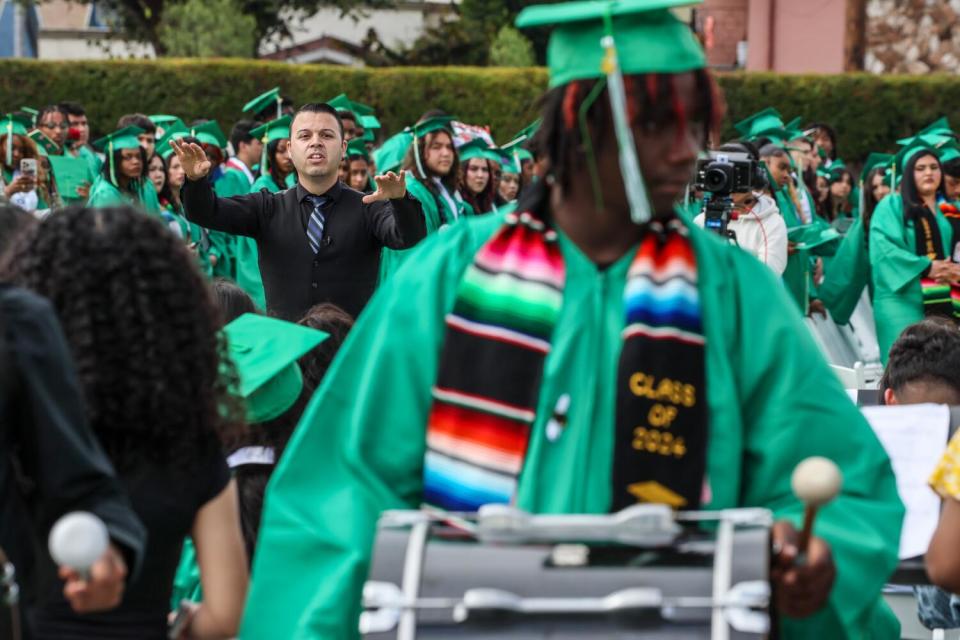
left=305, top=194, right=329, bottom=254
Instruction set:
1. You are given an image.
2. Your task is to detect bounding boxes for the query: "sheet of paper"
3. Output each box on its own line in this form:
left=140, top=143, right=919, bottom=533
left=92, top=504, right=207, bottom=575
left=861, top=404, right=950, bottom=559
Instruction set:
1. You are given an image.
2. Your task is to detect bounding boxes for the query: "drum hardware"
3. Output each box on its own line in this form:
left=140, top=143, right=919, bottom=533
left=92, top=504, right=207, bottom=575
left=362, top=506, right=773, bottom=640
left=0, top=546, right=21, bottom=640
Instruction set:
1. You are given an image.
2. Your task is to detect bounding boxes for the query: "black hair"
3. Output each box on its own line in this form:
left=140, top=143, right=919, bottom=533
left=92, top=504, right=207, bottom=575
left=901, top=149, right=944, bottom=211
left=292, top=103, right=344, bottom=140
left=862, top=166, right=888, bottom=227
left=58, top=102, right=87, bottom=118
left=826, top=167, right=854, bottom=220
left=880, top=318, right=960, bottom=401
left=460, top=157, right=497, bottom=215
left=2, top=206, right=244, bottom=472
left=158, top=135, right=200, bottom=207
left=337, top=109, right=357, bottom=125
left=37, top=104, right=67, bottom=126
left=943, top=158, right=960, bottom=179
left=265, top=138, right=293, bottom=190
left=211, top=278, right=257, bottom=325
left=117, top=113, right=156, bottom=135
left=806, top=122, right=838, bottom=160
left=230, top=120, right=259, bottom=152
left=0, top=203, right=35, bottom=258
left=538, top=70, right=720, bottom=194
left=758, top=144, right=788, bottom=159
left=232, top=302, right=353, bottom=563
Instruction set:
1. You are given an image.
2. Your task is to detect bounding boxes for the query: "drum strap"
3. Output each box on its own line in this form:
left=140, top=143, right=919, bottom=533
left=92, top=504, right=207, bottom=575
left=423, top=191, right=708, bottom=512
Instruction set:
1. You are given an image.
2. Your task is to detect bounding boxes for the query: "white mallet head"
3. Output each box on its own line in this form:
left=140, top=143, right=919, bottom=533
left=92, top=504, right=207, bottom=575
left=791, top=456, right=843, bottom=507
left=48, top=511, right=109, bottom=572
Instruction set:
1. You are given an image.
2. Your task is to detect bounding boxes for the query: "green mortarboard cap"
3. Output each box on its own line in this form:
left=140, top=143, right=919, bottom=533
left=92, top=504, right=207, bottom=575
left=516, top=0, right=705, bottom=88
left=149, top=114, right=182, bottom=128
left=826, top=159, right=848, bottom=182
left=893, top=138, right=938, bottom=177
left=919, top=116, right=955, bottom=139
left=412, top=115, right=455, bottom=138
left=251, top=115, right=291, bottom=145
left=784, top=117, right=809, bottom=141
left=28, top=129, right=60, bottom=156
left=190, top=121, right=227, bottom=149
left=372, top=130, right=413, bottom=174
left=734, top=107, right=787, bottom=140
left=224, top=314, right=328, bottom=424
left=158, top=122, right=190, bottom=159
left=458, top=138, right=504, bottom=163
left=816, top=167, right=831, bottom=180
left=938, top=139, right=960, bottom=165
left=346, top=138, right=371, bottom=161
left=503, top=119, right=541, bottom=149
left=327, top=94, right=375, bottom=117
left=92, top=126, right=144, bottom=153
left=859, top=152, right=892, bottom=185
left=360, top=114, right=381, bottom=130
left=243, top=87, right=282, bottom=118
left=896, top=131, right=951, bottom=148
left=19, top=107, right=38, bottom=126
left=360, top=128, right=376, bottom=144
left=0, top=113, right=31, bottom=138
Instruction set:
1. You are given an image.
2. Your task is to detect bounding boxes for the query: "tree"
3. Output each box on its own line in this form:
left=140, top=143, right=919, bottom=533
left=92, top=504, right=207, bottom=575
left=158, top=0, right=257, bottom=57
left=55, top=0, right=394, bottom=56
left=488, top=25, right=534, bottom=67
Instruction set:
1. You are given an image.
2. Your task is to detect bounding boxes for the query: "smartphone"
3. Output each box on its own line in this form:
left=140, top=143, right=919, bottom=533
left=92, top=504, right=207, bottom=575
left=20, top=158, right=37, bottom=178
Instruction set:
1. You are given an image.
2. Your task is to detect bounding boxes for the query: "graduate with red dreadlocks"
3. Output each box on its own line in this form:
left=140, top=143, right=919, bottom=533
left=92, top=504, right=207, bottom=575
left=241, top=1, right=903, bottom=638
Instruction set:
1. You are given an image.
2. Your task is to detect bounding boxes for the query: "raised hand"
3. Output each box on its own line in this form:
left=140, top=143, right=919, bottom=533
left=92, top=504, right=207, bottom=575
left=170, top=139, right=212, bottom=181
left=362, top=170, right=407, bottom=204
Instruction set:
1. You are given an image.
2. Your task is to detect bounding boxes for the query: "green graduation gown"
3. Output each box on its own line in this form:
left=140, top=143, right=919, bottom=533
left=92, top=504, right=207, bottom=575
left=379, top=174, right=470, bottom=283
left=869, top=194, right=953, bottom=363
left=242, top=212, right=904, bottom=639
left=819, top=217, right=870, bottom=325
left=774, top=187, right=811, bottom=312
left=86, top=175, right=162, bottom=218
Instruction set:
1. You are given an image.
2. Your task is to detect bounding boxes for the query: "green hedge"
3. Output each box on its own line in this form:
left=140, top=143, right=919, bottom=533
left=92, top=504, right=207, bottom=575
left=2, top=59, right=959, bottom=161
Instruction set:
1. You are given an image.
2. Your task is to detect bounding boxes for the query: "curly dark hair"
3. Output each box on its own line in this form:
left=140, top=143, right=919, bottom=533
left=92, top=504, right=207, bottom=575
left=880, top=318, right=960, bottom=400
left=1, top=205, right=243, bottom=472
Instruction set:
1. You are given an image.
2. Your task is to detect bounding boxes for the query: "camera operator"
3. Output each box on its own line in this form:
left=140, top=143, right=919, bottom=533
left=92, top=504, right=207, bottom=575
left=693, top=143, right=787, bottom=275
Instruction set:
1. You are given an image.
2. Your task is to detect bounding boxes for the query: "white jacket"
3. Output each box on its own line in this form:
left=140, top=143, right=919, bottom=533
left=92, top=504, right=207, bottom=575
left=694, top=194, right=788, bottom=276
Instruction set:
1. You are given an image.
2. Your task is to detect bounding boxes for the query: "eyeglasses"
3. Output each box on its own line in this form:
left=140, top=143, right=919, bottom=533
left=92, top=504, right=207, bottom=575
left=39, top=122, right=68, bottom=129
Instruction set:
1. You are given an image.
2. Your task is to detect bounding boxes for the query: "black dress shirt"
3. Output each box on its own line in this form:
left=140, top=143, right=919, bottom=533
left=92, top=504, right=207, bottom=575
left=182, top=177, right=426, bottom=320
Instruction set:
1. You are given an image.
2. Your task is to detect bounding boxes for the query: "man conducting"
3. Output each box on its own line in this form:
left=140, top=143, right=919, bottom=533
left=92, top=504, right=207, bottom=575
left=241, top=1, right=904, bottom=638
left=172, top=103, right=426, bottom=320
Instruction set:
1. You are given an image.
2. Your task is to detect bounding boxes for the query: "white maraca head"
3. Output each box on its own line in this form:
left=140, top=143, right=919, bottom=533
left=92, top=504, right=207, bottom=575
left=791, top=456, right=843, bottom=507
left=48, top=511, right=109, bottom=571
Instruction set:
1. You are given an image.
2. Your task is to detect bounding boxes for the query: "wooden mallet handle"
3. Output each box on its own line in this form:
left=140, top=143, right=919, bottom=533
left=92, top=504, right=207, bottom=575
left=791, top=457, right=842, bottom=562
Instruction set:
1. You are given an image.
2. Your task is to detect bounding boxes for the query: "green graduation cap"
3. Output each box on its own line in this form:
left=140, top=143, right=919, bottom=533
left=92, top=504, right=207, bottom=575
left=516, top=0, right=705, bottom=88
left=825, top=158, right=848, bottom=182
left=149, top=114, right=183, bottom=128
left=243, top=87, right=283, bottom=120
left=360, top=114, right=381, bottom=130
left=28, top=129, right=60, bottom=156
left=1, top=113, right=32, bottom=166
left=346, top=138, right=371, bottom=162
left=360, top=128, right=376, bottom=145
left=409, top=115, right=456, bottom=177
left=919, top=116, right=955, bottom=139
left=327, top=94, right=375, bottom=117
left=458, top=138, right=503, bottom=164
left=734, top=107, right=788, bottom=142
left=190, top=120, right=227, bottom=149
left=224, top=313, right=328, bottom=424
left=19, top=107, right=38, bottom=127
left=372, top=130, right=414, bottom=174
left=938, top=139, right=960, bottom=165
left=892, top=137, right=939, bottom=185
left=858, top=152, right=892, bottom=185
left=158, top=122, right=190, bottom=160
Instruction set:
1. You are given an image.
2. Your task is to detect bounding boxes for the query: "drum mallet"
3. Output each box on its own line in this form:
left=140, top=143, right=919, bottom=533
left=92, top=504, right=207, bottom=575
left=48, top=511, right=109, bottom=581
left=790, top=456, right=842, bottom=565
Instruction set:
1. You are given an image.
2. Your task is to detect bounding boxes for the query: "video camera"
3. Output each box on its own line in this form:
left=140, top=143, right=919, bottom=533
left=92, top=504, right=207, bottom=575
left=693, top=151, right=767, bottom=239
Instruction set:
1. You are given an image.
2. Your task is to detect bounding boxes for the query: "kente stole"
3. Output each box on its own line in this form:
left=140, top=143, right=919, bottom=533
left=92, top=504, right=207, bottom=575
left=423, top=211, right=708, bottom=513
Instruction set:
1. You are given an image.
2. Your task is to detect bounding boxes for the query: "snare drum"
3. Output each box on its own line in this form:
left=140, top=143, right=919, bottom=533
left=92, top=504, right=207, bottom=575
left=361, top=505, right=772, bottom=640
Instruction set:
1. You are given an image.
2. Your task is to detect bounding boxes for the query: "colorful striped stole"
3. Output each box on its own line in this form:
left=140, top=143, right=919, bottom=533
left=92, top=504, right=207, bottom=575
left=423, top=211, right=707, bottom=513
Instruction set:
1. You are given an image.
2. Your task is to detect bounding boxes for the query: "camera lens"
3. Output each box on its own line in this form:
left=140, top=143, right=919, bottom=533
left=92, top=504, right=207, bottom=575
left=704, top=167, right=729, bottom=192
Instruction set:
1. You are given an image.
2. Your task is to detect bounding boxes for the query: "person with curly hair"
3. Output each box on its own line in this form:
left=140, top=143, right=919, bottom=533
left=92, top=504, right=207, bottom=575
left=3, top=205, right=249, bottom=639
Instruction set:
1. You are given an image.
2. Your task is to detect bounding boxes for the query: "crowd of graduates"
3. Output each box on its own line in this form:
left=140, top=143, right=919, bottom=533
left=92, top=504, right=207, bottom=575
left=9, top=1, right=960, bottom=639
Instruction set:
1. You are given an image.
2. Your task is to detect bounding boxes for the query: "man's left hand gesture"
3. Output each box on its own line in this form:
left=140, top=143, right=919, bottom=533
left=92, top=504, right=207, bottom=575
left=362, top=170, right=407, bottom=204
left=770, top=520, right=836, bottom=618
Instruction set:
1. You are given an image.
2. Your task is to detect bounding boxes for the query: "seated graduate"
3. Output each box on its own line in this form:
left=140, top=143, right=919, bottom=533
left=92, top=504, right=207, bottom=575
left=875, top=320, right=960, bottom=629
left=241, top=2, right=904, bottom=638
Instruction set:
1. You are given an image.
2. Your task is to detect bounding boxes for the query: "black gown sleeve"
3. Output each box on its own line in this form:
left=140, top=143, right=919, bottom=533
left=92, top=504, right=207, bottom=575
left=1, top=286, right=146, bottom=578
left=364, top=193, right=427, bottom=250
